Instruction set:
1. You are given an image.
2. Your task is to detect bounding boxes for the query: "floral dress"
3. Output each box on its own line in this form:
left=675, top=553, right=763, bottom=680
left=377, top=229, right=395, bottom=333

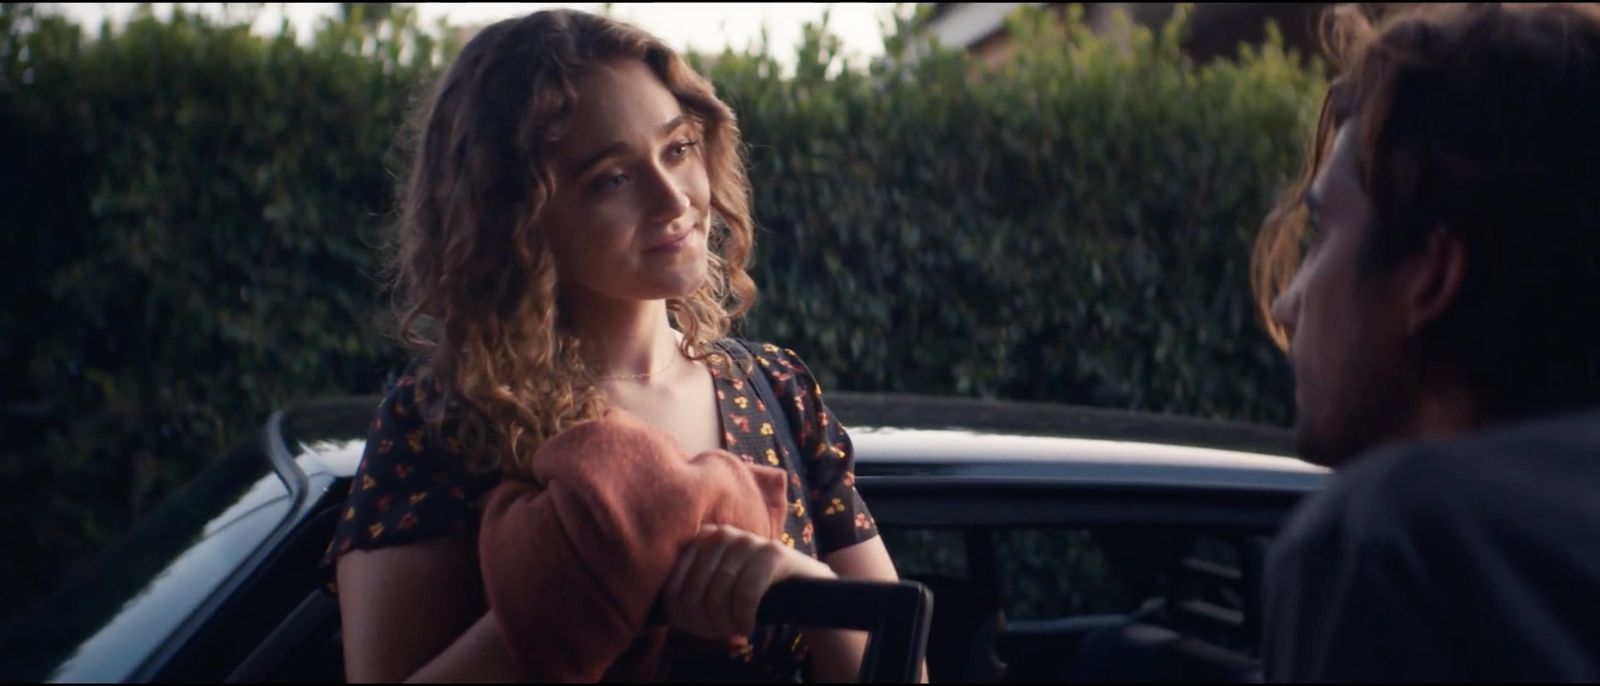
left=320, top=339, right=878, bottom=682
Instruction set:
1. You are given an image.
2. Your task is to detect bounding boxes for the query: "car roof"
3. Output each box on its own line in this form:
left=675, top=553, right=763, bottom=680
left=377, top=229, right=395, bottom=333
left=279, top=392, right=1326, bottom=493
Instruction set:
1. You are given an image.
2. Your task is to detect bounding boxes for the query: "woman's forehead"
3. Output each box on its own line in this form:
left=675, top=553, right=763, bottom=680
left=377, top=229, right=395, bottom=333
left=550, top=60, right=684, bottom=165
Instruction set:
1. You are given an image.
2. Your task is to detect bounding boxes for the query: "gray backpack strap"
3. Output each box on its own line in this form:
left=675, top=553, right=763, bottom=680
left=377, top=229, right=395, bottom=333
left=721, top=338, right=808, bottom=481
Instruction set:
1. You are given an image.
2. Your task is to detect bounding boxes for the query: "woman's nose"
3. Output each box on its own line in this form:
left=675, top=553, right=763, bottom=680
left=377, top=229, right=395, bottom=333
left=644, top=164, right=691, bottom=223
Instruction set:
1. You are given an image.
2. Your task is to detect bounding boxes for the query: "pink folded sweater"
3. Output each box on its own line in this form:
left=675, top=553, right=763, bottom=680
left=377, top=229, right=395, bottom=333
left=477, top=408, right=790, bottom=681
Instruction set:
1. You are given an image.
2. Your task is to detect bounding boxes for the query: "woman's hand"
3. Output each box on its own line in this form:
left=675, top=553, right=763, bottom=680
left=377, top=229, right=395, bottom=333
left=661, top=524, right=837, bottom=641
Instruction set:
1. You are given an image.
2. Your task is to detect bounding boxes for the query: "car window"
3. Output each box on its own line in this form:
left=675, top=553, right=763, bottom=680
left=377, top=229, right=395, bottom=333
left=994, top=528, right=1138, bottom=619
left=880, top=526, right=969, bottom=580
left=883, top=523, right=1266, bottom=627
left=0, top=444, right=288, bottom=682
left=162, top=494, right=349, bottom=684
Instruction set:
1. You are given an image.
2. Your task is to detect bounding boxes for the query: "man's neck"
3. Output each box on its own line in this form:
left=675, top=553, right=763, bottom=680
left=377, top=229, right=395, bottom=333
left=1403, top=383, right=1489, bottom=443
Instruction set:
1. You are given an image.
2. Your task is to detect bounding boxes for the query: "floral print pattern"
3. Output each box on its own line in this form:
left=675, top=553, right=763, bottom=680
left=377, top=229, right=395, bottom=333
left=320, top=340, right=876, bottom=682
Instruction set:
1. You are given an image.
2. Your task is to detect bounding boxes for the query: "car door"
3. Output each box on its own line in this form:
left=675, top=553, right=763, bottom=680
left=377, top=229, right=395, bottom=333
left=857, top=473, right=1307, bottom=683
left=205, top=478, right=935, bottom=682
left=0, top=434, right=304, bottom=683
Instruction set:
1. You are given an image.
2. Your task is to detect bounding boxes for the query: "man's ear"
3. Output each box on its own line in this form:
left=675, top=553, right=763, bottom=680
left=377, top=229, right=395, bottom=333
left=1403, top=227, right=1470, bottom=333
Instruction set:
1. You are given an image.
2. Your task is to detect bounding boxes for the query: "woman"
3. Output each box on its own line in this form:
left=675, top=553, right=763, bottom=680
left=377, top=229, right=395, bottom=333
left=321, top=8, right=905, bottom=683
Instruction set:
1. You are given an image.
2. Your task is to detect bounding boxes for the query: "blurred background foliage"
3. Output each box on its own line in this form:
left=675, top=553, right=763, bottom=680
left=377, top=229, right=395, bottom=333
left=0, top=2, right=1324, bottom=620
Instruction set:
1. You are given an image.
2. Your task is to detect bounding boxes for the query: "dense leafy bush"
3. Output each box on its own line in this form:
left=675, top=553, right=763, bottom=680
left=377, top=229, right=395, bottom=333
left=0, top=3, right=1324, bottom=619
left=0, top=2, right=456, bottom=618
left=710, top=5, right=1322, bottom=419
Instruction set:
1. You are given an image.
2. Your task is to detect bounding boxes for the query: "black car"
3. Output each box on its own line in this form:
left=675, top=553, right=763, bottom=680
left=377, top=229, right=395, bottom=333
left=0, top=392, right=1324, bottom=683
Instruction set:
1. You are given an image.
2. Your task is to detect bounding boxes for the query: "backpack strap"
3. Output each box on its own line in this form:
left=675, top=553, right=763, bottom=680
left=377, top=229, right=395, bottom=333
left=721, top=338, right=808, bottom=483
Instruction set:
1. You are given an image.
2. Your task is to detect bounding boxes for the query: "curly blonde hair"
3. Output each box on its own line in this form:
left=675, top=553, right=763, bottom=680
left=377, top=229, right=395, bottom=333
left=386, top=9, right=758, bottom=478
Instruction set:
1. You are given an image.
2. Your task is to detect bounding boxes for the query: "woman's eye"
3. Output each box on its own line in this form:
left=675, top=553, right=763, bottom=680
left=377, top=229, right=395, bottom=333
left=668, top=138, right=700, bottom=159
left=594, top=173, right=629, bottom=192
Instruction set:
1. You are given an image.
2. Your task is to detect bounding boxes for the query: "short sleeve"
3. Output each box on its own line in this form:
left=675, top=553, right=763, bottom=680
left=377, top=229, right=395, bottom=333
left=754, top=343, right=878, bottom=556
left=319, top=376, right=497, bottom=591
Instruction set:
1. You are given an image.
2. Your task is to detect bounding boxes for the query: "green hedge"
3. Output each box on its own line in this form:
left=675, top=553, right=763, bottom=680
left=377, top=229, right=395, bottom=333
left=0, top=3, right=455, bottom=619
left=713, top=5, right=1321, bottom=417
left=0, top=3, right=1324, bottom=620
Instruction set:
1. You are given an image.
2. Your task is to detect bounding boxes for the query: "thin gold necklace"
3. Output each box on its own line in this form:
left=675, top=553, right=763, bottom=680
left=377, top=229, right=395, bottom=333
left=595, top=351, right=680, bottom=381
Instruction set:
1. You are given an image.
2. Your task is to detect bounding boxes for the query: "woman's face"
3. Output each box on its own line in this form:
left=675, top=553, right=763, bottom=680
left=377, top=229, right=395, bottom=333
left=539, top=58, right=713, bottom=309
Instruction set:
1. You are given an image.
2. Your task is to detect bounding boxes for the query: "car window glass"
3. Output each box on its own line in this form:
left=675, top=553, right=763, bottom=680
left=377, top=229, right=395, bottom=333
left=880, top=526, right=968, bottom=580
left=994, top=528, right=1139, bottom=619
left=0, top=446, right=286, bottom=682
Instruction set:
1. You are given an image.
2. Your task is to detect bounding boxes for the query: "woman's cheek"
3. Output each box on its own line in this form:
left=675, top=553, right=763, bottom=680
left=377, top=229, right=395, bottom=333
left=689, top=164, right=712, bottom=213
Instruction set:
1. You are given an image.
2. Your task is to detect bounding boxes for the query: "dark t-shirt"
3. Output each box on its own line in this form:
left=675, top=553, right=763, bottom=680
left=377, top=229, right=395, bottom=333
left=1262, top=407, right=1600, bottom=682
left=320, top=339, right=879, bottom=682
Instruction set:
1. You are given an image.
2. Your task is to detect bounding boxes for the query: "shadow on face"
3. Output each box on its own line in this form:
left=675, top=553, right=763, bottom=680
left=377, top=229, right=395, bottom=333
left=1271, top=122, right=1419, bottom=468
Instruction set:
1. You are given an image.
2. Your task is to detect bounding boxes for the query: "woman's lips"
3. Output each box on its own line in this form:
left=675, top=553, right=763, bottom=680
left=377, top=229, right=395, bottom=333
left=645, top=231, right=692, bottom=253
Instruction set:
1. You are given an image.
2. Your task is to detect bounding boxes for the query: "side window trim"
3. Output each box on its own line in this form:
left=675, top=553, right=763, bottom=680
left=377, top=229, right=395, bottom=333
left=226, top=590, right=339, bottom=683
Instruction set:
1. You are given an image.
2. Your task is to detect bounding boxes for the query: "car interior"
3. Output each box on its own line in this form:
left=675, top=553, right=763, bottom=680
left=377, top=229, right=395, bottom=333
left=886, top=524, right=1267, bottom=683
left=151, top=491, right=1271, bottom=684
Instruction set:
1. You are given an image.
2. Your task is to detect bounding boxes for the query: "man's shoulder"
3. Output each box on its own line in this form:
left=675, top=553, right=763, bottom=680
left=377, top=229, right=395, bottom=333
left=1457, top=405, right=1600, bottom=454
left=1276, top=406, right=1600, bottom=560
left=1268, top=444, right=1414, bottom=564
left=1265, top=408, right=1600, bottom=681
left=1360, top=407, right=1600, bottom=506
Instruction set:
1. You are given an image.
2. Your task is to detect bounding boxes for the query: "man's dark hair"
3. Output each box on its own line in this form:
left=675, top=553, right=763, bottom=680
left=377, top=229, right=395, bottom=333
left=1252, top=3, right=1600, bottom=421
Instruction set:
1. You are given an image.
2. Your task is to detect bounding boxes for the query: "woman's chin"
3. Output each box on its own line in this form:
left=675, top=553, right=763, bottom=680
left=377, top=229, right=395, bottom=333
left=640, top=270, right=709, bottom=302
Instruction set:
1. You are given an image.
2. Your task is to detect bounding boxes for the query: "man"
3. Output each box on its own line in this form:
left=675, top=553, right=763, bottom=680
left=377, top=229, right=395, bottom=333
left=1251, top=3, right=1600, bottom=681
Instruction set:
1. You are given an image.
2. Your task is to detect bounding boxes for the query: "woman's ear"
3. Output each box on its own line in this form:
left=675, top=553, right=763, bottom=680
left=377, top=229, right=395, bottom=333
left=1403, top=226, right=1470, bottom=334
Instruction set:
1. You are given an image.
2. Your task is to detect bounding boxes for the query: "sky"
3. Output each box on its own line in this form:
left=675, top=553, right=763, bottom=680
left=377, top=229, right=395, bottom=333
left=43, top=2, right=907, bottom=70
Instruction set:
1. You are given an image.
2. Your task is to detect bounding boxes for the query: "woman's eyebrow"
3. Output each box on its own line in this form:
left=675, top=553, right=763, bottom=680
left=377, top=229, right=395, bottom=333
left=571, top=115, right=690, bottom=177
left=657, top=114, right=688, bottom=136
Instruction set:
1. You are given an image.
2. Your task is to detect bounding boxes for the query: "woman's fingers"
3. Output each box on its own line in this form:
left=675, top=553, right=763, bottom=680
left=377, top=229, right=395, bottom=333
left=774, top=543, right=837, bottom=583
left=678, top=525, right=735, bottom=637
left=731, top=539, right=785, bottom=636
left=661, top=528, right=703, bottom=629
left=705, top=528, right=771, bottom=638
left=699, top=525, right=765, bottom=638
left=665, top=525, right=827, bottom=641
